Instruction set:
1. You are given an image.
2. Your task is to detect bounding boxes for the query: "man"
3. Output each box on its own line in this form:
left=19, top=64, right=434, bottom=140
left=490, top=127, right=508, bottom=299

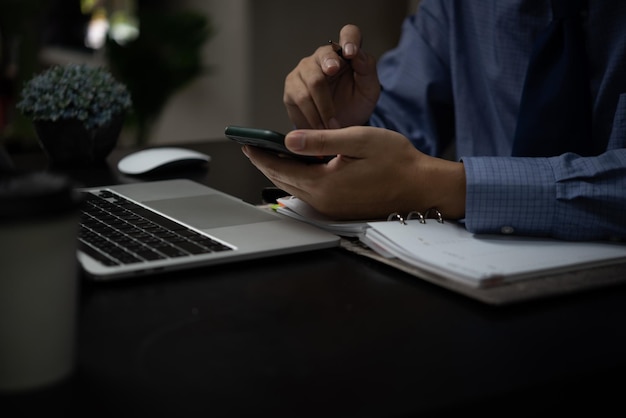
left=242, top=0, right=626, bottom=241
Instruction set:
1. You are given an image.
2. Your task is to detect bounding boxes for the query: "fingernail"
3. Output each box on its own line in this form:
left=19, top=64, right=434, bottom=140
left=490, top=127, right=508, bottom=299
left=344, top=42, right=356, bottom=56
left=323, top=58, right=340, bottom=72
left=287, top=132, right=306, bottom=151
left=241, top=145, right=250, bottom=158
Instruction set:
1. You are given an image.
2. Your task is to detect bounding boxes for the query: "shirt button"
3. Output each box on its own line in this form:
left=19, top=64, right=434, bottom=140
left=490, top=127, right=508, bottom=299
left=501, top=226, right=515, bottom=234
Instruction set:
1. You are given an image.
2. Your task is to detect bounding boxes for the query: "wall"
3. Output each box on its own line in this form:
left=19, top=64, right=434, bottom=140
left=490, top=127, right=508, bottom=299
left=148, top=0, right=414, bottom=145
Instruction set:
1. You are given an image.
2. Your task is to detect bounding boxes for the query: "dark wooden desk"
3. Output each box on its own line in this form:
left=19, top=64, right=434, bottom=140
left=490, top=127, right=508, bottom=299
left=3, top=141, right=626, bottom=417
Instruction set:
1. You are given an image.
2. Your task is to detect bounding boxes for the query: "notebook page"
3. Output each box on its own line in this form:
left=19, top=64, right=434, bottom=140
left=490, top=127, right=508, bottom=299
left=364, top=220, right=626, bottom=287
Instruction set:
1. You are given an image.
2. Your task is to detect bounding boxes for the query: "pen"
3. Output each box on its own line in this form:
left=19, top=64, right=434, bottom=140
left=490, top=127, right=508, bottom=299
left=328, top=40, right=345, bottom=59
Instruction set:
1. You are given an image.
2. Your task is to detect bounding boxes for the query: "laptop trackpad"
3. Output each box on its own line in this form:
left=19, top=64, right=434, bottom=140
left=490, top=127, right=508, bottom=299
left=146, top=194, right=277, bottom=229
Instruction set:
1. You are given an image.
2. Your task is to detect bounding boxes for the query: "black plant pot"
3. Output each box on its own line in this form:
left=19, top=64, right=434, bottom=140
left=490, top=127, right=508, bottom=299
left=33, top=114, right=124, bottom=168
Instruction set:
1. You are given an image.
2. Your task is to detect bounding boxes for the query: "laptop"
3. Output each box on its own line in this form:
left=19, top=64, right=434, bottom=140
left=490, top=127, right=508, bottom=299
left=77, top=179, right=339, bottom=280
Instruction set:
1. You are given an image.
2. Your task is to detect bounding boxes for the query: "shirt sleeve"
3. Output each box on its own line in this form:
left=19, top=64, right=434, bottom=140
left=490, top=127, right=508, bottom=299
left=463, top=149, right=626, bottom=240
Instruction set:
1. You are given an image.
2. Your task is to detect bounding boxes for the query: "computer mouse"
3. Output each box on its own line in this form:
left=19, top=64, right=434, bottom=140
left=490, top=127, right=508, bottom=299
left=117, top=147, right=210, bottom=175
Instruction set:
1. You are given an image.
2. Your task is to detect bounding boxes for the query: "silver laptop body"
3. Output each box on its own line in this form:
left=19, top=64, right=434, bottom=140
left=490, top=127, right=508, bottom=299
left=78, top=179, right=339, bottom=280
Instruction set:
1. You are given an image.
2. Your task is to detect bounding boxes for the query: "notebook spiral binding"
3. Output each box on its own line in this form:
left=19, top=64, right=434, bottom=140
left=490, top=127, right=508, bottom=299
left=386, top=208, right=443, bottom=225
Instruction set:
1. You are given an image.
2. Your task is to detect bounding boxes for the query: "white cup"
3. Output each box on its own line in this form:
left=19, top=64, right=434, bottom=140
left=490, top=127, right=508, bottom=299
left=0, top=172, right=82, bottom=391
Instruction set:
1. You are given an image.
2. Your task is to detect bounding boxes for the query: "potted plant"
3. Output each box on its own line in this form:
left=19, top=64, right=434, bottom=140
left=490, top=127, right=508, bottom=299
left=16, top=64, right=132, bottom=167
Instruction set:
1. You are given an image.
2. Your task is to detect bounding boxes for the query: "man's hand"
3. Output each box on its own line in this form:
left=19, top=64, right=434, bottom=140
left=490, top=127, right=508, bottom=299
left=242, top=126, right=466, bottom=221
left=283, top=24, right=381, bottom=130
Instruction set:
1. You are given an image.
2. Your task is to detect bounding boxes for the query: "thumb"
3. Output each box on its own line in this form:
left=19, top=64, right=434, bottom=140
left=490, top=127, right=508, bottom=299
left=284, top=126, right=379, bottom=159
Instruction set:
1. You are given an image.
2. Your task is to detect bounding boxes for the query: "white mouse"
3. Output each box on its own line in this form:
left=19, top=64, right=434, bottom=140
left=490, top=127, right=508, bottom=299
left=117, top=147, right=210, bottom=175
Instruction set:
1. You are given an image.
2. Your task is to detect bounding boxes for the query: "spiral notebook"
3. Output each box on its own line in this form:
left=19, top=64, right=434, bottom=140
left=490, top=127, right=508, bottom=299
left=274, top=197, right=626, bottom=304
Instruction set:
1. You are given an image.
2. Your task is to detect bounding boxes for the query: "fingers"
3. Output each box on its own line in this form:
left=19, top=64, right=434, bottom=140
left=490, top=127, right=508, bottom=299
left=283, top=24, right=358, bottom=129
left=323, top=24, right=362, bottom=74
left=284, top=57, right=335, bottom=129
left=241, top=145, right=317, bottom=201
left=284, top=41, right=350, bottom=129
left=338, top=25, right=379, bottom=100
left=283, top=24, right=378, bottom=130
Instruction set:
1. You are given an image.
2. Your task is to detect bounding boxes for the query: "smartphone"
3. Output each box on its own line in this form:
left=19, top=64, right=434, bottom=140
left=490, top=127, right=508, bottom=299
left=224, top=125, right=333, bottom=164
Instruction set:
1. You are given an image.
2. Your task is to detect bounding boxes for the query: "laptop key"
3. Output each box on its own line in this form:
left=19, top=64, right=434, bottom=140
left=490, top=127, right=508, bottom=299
left=153, top=244, right=188, bottom=258
left=78, top=241, right=120, bottom=266
left=172, top=240, right=211, bottom=255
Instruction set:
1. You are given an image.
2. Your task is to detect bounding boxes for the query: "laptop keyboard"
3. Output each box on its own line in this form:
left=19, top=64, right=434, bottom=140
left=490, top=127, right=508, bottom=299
left=78, top=189, right=233, bottom=266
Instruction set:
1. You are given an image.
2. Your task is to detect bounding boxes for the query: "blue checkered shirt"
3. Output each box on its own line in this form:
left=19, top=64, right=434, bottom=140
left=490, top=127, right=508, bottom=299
left=371, top=0, right=626, bottom=240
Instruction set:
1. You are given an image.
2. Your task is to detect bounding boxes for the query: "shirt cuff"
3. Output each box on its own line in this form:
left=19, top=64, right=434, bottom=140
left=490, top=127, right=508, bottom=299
left=462, top=156, right=556, bottom=236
